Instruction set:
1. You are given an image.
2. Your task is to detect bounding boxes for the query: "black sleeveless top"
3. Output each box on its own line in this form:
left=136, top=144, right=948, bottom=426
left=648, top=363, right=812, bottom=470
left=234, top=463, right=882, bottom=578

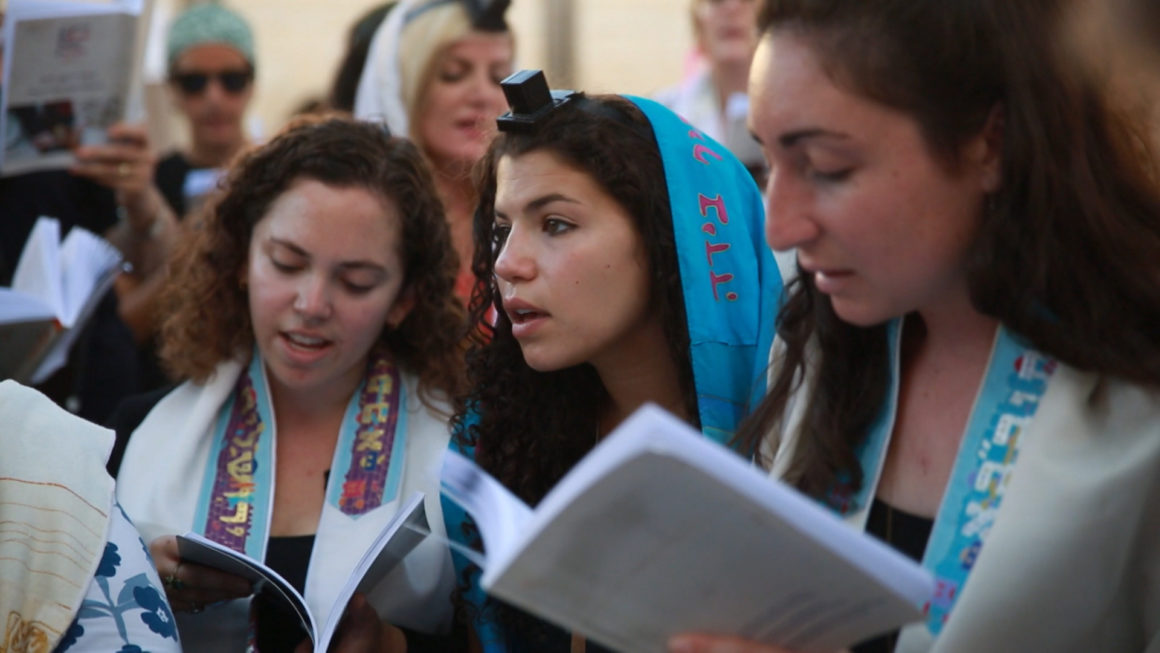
left=851, top=498, right=934, bottom=653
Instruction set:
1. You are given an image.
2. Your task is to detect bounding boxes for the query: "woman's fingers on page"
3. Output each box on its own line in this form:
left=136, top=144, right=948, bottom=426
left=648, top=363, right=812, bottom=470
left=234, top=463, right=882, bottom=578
left=148, top=535, right=252, bottom=612
left=668, top=634, right=800, bottom=653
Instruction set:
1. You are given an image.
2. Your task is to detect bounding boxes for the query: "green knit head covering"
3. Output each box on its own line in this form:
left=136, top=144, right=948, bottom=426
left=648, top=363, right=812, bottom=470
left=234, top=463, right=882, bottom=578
left=167, top=2, right=255, bottom=70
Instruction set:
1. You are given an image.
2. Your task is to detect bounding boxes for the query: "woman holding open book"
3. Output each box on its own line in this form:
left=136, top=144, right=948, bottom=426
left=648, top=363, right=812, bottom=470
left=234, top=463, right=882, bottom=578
left=671, top=1, right=1160, bottom=652
left=106, top=116, right=468, bottom=651
left=443, top=76, right=783, bottom=650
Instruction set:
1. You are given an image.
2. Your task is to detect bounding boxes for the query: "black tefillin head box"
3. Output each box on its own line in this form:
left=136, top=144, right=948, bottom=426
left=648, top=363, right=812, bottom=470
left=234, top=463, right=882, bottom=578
left=497, top=69, right=575, bottom=133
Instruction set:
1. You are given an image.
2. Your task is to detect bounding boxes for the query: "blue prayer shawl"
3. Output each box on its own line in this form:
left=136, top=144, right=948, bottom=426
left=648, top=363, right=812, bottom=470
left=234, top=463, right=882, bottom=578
left=442, top=95, right=782, bottom=651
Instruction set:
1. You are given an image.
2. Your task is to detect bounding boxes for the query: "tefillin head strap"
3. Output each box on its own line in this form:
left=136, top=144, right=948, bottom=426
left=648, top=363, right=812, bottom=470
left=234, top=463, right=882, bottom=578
left=496, top=69, right=653, bottom=142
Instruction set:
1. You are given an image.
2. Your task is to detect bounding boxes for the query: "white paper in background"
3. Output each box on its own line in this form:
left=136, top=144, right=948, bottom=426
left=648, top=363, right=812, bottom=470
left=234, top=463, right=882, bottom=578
left=28, top=224, right=121, bottom=383
left=0, top=289, right=57, bottom=324
left=4, top=216, right=121, bottom=383
left=1, top=0, right=142, bottom=175
left=57, top=223, right=121, bottom=326
left=11, top=217, right=64, bottom=316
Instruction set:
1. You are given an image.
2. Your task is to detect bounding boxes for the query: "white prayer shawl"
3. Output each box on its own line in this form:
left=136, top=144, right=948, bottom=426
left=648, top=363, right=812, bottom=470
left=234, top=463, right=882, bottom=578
left=0, top=380, right=114, bottom=652
left=765, top=349, right=1160, bottom=652
left=116, top=359, right=456, bottom=651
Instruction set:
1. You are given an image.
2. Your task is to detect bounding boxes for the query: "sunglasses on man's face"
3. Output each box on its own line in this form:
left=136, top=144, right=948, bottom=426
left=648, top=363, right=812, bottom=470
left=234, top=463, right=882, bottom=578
left=170, top=70, right=252, bottom=96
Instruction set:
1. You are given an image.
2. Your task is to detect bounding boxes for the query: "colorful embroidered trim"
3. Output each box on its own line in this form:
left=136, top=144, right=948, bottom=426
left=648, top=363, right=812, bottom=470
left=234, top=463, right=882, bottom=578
left=337, top=352, right=404, bottom=516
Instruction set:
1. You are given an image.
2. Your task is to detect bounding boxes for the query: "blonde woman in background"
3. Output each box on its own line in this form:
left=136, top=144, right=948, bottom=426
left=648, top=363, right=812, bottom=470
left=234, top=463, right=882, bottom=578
left=355, top=0, right=513, bottom=301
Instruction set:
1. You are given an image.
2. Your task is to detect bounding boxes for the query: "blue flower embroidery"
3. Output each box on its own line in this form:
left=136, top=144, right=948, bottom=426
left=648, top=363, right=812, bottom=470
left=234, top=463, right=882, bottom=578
left=55, top=622, right=84, bottom=652
left=95, top=542, right=121, bottom=578
left=116, top=645, right=143, bottom=653
left=133, top=586, right=178, bottom=640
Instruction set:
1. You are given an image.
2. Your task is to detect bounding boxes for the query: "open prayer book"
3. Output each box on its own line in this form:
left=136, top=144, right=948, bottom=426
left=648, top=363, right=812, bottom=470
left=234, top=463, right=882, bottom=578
left=442, top=405, right=936, bottom=653
left=2, top=0, right=149, bottom=175
left=0, top=217, right=122, bottom=384
left=176, top=492, right=428, bottom=653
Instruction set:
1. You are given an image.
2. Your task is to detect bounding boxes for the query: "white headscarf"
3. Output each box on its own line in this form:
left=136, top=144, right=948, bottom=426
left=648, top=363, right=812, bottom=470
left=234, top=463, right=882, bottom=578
left=353, top=0, right=417, bottom=134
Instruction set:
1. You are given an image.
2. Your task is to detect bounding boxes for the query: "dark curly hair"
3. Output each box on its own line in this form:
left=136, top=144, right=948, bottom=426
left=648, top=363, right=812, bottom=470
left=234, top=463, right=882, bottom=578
left=157, top=114, right=467, bottom=407
left=738, top=0, right=1160, bottom=503
left=450, top=95, right=696, bottom=647
left=454, top=94, right=695, bottom=503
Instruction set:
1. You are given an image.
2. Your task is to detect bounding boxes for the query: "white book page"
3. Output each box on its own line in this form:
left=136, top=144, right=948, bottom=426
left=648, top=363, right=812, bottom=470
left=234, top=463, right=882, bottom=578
left=0, top=288, right=55, bottom=324
left=486, top=405, right=934, bottom=652
left=57, top=225, right=121, bottom=326
left=440, top=450, right=533, bottom=570
left=316, top=492, right=428, bottom=652
left=180, top=493, right=429, bottom=653
left=28, top=260, right=119, bottom=384
left=2, top=1, right=140, bottom=175
left=11, top=217, right=63, bottom=317
left=25, top=223, right=121, bottom=383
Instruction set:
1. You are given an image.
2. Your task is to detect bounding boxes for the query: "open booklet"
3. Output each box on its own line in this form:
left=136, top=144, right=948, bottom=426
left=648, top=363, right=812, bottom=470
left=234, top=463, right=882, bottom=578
left=176, top=492, right=428, bottom=653
left=0, top=216, right=122, bottom=384
left=2, top=0, right=149, bottom=176
left=442, top=404, right=936, bottom=653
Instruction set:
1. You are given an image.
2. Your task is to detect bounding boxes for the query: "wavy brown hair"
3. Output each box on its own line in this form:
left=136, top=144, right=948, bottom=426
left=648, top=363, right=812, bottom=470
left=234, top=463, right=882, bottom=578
left=738, top=0, right=1160, bottom=503
left=157, top=115, right=467, bottom=406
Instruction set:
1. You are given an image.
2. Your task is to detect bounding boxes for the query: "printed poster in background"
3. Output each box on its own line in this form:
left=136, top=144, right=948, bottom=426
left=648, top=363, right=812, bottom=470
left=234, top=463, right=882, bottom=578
left=2, top=6, right=138, bottom=176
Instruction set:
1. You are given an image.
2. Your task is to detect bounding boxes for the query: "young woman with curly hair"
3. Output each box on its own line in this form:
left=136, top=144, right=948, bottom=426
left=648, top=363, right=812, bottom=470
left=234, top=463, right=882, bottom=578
left=107, top=115, right=467, bottom=652
left=443, top=86, right=784, bottom=651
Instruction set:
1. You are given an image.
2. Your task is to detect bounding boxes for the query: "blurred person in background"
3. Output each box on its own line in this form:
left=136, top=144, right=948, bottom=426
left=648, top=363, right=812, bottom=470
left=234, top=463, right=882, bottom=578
left=72, top=0, right=257, bottom=397
left=1, top=10, right=169, bottom=423
left=657, top=0, right=765, bottom=182
left=355, top=0, right=513, bottom=302
left=156, top=0, right=256, bottom=220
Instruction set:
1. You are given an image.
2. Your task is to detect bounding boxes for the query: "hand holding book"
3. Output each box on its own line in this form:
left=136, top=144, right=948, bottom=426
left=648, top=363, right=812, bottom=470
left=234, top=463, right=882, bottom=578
left=148, top=533, right=255, bottom=614
left=173, top=492, right=429, bottom=653
left=442, top=405, right=934, bottom=653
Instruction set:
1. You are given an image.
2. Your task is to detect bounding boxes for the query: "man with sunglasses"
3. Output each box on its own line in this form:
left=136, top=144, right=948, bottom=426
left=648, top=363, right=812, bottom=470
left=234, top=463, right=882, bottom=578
left=158, top=1, right=255, bottom=222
